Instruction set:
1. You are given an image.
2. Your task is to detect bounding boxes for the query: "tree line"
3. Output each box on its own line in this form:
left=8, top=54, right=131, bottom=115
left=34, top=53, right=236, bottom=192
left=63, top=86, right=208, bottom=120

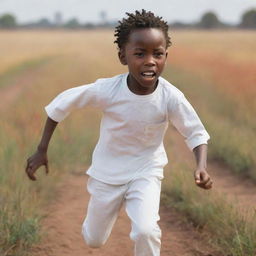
left=0, top=9, right=256, bottom=29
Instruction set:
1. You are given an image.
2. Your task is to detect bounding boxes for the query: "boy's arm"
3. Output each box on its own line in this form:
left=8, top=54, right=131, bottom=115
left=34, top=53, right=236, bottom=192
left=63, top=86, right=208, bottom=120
left=25, top=117, right=58, bottom=181
left=193, top=144, right=213, bottom=189
left=167, top=94, right=212, bottom=189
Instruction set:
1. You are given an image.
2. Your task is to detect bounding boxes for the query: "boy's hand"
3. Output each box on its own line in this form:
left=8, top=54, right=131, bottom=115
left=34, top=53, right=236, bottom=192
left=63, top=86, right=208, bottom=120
left=25, top=150, right=49, bottom=181
left=194, top=169, right=213, bottom=190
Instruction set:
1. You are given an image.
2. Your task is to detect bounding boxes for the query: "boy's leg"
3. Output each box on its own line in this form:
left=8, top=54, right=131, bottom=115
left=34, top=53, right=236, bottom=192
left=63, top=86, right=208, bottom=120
left=125, top=176, right=162, bottom=256
left=82, top=177, right=126, bottom=248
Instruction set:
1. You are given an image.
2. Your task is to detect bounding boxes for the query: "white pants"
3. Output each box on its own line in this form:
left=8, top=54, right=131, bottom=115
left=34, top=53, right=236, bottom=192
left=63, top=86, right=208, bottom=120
left=82, top=176, right=162, bottom=256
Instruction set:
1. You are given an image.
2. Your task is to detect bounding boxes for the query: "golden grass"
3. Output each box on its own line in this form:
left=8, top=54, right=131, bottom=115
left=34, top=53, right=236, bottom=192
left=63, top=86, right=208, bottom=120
left=0, top=30, right=255, bottom=255
left=164, top=29, right=256, bottom=177
left=171, top=30, right=256, bottom=63
left=169, top=30, right=256, bottom=111
left=0, top=30, right=121, bottom=75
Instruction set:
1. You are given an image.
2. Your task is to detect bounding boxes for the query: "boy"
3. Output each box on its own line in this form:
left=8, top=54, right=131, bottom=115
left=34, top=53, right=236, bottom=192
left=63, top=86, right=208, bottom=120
left=26, top=10, right=212, bottom=256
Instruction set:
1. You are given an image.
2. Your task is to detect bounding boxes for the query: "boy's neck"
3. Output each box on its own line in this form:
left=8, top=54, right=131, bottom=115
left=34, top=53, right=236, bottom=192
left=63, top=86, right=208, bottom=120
left=127, top=74, right=159, bottom=96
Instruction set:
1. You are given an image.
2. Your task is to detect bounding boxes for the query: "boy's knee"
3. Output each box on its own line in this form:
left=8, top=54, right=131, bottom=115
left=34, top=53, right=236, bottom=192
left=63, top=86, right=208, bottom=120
left=82, top=224, right=105, bottom=248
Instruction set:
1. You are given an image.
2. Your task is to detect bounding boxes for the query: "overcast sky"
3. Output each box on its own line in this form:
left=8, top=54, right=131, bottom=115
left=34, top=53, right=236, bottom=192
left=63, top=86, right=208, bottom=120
left=0, top=0, right=256, bottom=25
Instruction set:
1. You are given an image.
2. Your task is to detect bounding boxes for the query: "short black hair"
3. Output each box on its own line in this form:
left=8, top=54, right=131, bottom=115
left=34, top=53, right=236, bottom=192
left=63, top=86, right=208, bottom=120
left=114, top=9, right=171, bottom=50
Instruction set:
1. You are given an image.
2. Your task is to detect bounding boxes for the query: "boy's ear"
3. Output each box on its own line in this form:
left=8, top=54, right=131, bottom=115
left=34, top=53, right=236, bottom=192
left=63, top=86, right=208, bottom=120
left=118, top=49, right=127, bottom=65
left=165, top=51, right=168, bottom=64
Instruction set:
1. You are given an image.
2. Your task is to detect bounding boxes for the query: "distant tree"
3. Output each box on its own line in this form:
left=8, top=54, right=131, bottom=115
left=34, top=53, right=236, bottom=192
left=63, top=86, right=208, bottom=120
left=84, top=22, right=95, bottom=29
left=240, top=9, right=256, bottom=29
left=199, top=12, right=220, bottom=29
left=64, top=18, right=80, bottom=29
left=36, top=18, right=52, bottom=27
left=0, top=13, right=17, bottom=28
left=171, top=21, right=191, bottom=29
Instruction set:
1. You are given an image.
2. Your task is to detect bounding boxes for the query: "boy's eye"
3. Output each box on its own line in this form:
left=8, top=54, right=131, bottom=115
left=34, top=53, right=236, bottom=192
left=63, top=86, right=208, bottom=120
left=154, top=52, right=164, bottom=58
left=134, top=52, right=144, bottom=57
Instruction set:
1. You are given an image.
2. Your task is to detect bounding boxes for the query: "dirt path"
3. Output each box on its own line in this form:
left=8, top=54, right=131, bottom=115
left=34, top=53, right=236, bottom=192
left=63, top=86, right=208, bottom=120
left=26, top=129, right=256, bottom=256
left=30, top=174, right=218, bottom=256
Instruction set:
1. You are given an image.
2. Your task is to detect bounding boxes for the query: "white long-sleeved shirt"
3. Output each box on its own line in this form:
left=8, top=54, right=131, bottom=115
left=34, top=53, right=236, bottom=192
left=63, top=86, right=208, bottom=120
left=45, top=73, right=210, bottom=184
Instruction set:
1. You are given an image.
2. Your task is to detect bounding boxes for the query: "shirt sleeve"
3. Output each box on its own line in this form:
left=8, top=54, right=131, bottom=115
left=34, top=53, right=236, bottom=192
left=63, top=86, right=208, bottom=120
left=168, top=94, right=210, bottom=151
left=45, top=82, right=101, bottom=122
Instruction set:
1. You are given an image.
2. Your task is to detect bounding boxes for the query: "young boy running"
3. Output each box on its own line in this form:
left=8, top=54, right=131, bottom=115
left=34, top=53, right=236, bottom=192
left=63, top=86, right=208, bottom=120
left=26, top=10, right=212, bottom=256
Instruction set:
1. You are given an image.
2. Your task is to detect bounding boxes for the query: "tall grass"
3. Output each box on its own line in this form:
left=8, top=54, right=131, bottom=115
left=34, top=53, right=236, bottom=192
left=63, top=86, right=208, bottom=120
left=0, top=37, right=110, bottom=254
left=170, top=30, right=256, bottom=109
left=0, top=114, right=96, bottom=255
left=165, top=30, right=256, bottom=179
left=163, top=66, right=256, bottom=180
left=1, top=30, right=255, bottom=255
left=162, top=163, right=256, bottom=256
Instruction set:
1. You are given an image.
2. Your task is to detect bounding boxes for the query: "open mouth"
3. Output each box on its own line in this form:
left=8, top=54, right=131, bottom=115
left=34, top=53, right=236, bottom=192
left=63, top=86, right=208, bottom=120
left=141, top=71, right=156, bottom=78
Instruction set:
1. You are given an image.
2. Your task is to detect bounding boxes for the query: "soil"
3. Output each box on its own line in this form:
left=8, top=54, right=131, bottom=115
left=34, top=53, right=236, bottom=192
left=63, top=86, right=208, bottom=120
left=30, top=174, right=218, bottom=256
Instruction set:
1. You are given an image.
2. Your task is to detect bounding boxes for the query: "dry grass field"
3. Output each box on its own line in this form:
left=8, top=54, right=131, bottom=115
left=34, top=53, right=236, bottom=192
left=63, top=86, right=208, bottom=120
left=169, top=30, right=256, bottom=111
left=0, top=30, right=256, bottom=256
left=164, top=30, right=256, bottom=179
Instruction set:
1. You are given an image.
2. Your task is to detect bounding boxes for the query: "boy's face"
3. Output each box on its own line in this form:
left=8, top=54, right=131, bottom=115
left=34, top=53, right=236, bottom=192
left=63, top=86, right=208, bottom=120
left=119, top=28, right=168, bottom=94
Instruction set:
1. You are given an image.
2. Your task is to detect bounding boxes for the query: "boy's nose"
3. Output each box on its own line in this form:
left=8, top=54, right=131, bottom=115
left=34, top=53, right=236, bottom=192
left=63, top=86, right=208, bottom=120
left=144, top=56, right=155, bottom=66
